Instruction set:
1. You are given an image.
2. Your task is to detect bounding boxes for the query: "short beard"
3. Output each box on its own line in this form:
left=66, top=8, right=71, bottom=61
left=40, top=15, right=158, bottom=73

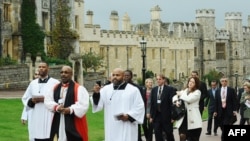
left=113, top=79, right=123, bottom=86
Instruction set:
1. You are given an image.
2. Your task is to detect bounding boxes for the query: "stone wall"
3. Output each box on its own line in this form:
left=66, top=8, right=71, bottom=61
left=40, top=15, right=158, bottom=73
left=0, top=64, right=30, bottom=90
left=0, top=64, right=62, bottom=90
left=0, top=65, right=105, bottom=92
left=83, top=72, right=107, bottom=92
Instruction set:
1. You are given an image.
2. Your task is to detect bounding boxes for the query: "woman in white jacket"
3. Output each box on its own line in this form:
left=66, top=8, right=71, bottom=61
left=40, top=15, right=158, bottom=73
left=172, top=76, right=202, bottom=141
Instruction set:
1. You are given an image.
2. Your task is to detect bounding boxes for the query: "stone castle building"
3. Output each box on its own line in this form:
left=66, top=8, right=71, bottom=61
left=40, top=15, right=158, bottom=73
left=1, top=0, right=250, bottom=88
left=82, top=4, right=250, bottom=88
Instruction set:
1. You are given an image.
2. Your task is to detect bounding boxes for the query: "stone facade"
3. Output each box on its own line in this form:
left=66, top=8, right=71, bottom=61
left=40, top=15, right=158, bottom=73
left=0, top=0, right=22, bottom=62
left=82, top=6, right=250, bottom=88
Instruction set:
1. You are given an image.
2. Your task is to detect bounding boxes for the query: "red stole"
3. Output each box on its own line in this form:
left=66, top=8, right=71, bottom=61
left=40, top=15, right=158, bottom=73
left=73, top=83, right=88, bottom=141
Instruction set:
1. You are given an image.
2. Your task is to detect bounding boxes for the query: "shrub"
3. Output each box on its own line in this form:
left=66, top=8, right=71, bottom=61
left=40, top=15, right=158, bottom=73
left=44, top=57, right=71, bottom=66
left=0, top=56, right=18, bottom=66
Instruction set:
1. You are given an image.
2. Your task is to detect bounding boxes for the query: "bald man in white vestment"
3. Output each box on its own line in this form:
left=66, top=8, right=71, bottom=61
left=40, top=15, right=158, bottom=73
left=91, top=68, right=145, bottom=141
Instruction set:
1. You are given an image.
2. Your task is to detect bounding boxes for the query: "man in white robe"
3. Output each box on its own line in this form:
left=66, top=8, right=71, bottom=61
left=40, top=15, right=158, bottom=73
left=21, top=68, right=40, bottom=141
left=21, top=106, right=33, bottom=141
left=90, top=68, right=145, bottom=141
left=22, top=62, right=59, bottom=141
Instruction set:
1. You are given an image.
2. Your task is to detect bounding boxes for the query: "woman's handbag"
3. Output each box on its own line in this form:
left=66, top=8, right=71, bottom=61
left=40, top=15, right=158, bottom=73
left=172, top=97, right=186, bottom=120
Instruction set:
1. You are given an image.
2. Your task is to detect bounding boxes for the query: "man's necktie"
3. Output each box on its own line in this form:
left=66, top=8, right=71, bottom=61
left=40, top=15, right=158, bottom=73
left=157, top=86, right=162, bottom=112
left=222, top=88, right=226, bottom=108
left=158, top=87, right=162, bottom=99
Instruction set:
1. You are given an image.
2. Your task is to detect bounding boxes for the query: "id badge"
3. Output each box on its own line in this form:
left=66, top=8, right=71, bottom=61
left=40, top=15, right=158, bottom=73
left=157, top=100, right=161, bottom=104
left=58, top=98, right=64, bottom=105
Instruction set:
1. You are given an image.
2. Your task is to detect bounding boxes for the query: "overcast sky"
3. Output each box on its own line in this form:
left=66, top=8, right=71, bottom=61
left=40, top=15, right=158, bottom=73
left=84, top=0, right=250, bottom=30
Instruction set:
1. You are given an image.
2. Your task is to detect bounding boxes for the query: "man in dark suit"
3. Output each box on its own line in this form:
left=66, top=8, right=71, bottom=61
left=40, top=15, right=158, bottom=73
left=124, top=70, right=147, bottom=141
left=214, top=76, right=237, bottom=141
left=150, top=74, right=175, bottom=141
left=205, top=80, right=218, bottom=136
left=191, top=70, right=208, bottom=116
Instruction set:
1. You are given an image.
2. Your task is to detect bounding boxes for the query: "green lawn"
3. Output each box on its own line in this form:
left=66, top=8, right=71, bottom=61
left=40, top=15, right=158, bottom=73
left=0, top=99, right=104, bottom=141
left=0, top=99, right=208, bottom=141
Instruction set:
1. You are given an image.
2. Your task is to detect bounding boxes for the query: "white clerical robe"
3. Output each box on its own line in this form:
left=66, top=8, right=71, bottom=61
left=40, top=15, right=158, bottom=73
left=44, top=84, right=89, bottom=141
left=22, top=78, right=59, bottom=139
left=21, top=106, right=33, bottom=141
left=90, top=83, right=145, bottom=141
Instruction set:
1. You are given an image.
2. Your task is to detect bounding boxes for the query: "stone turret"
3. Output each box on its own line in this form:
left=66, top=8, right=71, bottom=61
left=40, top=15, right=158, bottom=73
left=225, top=12, right=243, bottom=41
left=225, top=12, right=243, bottom=78
left=110, top=11, right=119, bottom=30
left=150, top=5, right=162, bottom=36
left=195, top=9, right=215, bottom=40
left=86, top=10, right=93, bottom=25
left=122, top=13, right=131, bottom=31
left=150, top=5, right=161, bottom=21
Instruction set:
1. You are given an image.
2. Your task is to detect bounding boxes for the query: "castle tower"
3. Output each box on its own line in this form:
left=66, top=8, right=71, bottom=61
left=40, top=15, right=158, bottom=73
left=225, top=12, right=243, bottom=81
left=110, top=11, right=119, bottom=30
left=122, top=13, right=131, bottom=31
left=150, top=5, right=162, bottom=36
left=195, top=9, right=216, bottom=40
left=225, top=12, right=243, bottom=41
left=195, top=9, right=216, bottom=76
left=86, top=10, right=93, bottom=25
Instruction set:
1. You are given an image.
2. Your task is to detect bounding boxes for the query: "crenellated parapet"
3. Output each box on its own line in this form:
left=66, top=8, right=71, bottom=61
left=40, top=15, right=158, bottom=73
left=195, top=9, right=215, bottom=18
left=143, top=35, right=193, bottom=49
left=100, top=30, right=136, bottom=38
left=169, top=22, right=201, bottom=38
left=225, top=12, right=242, bottom=20
left=243, top=26, right=250, bottom=35
left=215, top=29, right=230, bottom=40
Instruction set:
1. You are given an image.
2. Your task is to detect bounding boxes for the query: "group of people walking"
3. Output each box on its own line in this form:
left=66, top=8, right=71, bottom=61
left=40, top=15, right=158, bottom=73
left=20, top=62, right=250, bottom=141
left=21, top=62, right=89, bottom=141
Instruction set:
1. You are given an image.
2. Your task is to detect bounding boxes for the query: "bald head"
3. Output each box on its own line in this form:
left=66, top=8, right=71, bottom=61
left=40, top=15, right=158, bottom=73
left=60, top=65, right=73, bottom=83
left=113, top=68, right=124, bottom=74
left=112, top=68, right=124, bottom=85
left=62, top=66, right=72, bottom=72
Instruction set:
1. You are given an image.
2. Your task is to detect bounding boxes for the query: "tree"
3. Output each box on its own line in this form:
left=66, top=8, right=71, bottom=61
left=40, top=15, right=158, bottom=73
left=203, top=69, right=221, bottom=86
left=21, top=0, right=45, bottom=62
left=48, top=0, right=78, bottom=59
left=145, top=70, right=154, bottom=78
left=82, top=52, right=104, bottom=72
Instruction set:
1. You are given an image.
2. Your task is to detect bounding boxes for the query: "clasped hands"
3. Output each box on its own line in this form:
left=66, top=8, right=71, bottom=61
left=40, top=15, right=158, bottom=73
left=116, top=114, right=129, bottom=121
left=57, top=105, right=70, bottom=115
left=32, top=97, right=44, bottom=104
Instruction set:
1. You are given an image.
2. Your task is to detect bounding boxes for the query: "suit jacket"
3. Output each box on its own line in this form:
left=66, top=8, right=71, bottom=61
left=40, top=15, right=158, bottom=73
left=214, top=86, right=237, bottom=124
left=199, top=81, right=208, bottom=108
left=150, top=84, right=176, bottom=132
left=205, top=88, right=217, bottom=113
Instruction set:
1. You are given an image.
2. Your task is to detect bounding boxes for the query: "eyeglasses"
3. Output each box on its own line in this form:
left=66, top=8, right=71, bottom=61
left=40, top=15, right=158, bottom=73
left=35, top=73, right=39, bottom=75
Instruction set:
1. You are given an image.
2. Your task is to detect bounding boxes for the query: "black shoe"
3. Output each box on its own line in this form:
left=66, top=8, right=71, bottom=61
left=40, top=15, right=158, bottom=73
left=205, top=132, right=211, bottom=135
left=214, top=132, right=217, bottom=136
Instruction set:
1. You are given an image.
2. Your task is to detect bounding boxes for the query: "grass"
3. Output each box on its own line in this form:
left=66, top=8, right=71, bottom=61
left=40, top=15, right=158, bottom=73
left=0, top=98, right=104, bottom=141
left=0, top=99, right=208, bottom=141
